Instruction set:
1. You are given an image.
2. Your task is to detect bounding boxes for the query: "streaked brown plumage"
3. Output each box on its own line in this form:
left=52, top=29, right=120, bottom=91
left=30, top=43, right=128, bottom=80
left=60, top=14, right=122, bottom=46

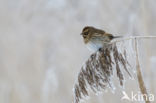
left=80, top=26, right=121, bottom=51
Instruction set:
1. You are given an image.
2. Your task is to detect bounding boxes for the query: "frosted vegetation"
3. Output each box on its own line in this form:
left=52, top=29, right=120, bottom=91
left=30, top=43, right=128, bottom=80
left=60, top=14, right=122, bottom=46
left=73, top=37, right=156, bottom=103
left=0, top=0, right=156, bottom=103
left=73, top=41, right=134, bottom=103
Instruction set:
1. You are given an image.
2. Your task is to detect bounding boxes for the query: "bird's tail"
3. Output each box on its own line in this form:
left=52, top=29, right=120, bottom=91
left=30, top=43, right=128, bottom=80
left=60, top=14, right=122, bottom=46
left=113, top=36, right=123, bottom=38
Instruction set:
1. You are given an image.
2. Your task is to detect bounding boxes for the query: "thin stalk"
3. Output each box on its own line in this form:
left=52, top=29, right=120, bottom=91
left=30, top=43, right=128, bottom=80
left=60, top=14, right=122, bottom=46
left=110, top=36, right=156, bottom=44
left=134, top=38, right=150, bottom=103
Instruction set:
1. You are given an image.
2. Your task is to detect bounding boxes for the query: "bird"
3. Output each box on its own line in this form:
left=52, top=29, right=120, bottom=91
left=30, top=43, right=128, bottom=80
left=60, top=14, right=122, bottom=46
left=80, top=26, right=122, bottom=52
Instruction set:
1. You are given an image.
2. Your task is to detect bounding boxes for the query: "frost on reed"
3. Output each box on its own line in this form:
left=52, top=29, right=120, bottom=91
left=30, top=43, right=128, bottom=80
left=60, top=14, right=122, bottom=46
left=73, top=43, right=132, bottom=103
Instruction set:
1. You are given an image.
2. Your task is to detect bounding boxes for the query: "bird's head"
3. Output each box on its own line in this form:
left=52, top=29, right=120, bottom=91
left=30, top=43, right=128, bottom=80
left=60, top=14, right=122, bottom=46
left=81, top=26, right=105, bottom=43
left=80, top=26, right=95, bottom=43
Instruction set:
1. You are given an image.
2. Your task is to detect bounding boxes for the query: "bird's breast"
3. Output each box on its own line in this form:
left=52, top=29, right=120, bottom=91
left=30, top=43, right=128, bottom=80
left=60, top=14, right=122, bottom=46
left=86, top=40, right=103, bottom=52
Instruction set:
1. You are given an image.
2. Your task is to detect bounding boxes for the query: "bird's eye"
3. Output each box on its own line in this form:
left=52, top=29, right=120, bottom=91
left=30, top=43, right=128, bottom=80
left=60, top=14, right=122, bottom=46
left=83, top=32, right=88, bottom=35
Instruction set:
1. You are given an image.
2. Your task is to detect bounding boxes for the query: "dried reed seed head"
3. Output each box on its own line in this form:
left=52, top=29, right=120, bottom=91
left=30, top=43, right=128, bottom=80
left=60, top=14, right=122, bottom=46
left=73, top=43, right=132, bottom=103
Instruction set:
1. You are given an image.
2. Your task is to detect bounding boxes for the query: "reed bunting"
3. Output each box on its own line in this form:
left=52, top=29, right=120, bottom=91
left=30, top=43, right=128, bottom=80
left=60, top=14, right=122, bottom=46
left=81, top=26, right=122, bottom=52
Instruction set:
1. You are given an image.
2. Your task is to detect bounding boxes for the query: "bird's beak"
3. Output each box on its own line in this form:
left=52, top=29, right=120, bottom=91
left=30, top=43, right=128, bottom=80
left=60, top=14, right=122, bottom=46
left=80, top=33, right=83, bottom=35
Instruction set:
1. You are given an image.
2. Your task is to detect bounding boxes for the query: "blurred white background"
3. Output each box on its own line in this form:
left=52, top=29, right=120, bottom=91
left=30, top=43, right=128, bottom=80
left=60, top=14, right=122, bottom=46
left=0, top=0, right=156, bottom=103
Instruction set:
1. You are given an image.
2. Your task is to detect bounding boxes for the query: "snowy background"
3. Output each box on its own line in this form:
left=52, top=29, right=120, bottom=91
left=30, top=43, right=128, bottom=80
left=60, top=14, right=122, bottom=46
left=0, top=0, right=156, bottom=103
